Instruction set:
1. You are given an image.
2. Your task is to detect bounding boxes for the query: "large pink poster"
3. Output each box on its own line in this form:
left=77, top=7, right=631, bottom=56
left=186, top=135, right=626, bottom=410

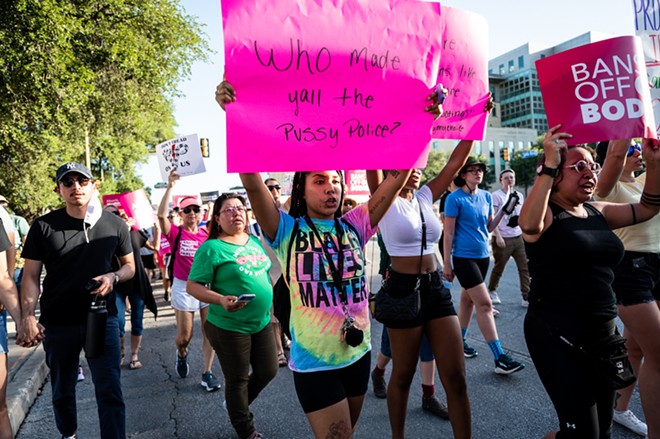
left=222, top=0, right=444, bottom=172
left=102, top=189, right=155, bottom=230
left=537, top=36, right=656, bottom=144
left=431, top=7, right=490, bottom=141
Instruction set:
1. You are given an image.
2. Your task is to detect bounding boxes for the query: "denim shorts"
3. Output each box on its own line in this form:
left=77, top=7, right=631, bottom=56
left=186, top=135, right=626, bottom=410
left=613, top=251, right=660, bottom=306
left=0, top=310, right=8, bottom=354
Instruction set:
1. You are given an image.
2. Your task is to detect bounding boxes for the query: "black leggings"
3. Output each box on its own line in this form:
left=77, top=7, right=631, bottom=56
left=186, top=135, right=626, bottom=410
left=524, top=311, right=615, bottom=439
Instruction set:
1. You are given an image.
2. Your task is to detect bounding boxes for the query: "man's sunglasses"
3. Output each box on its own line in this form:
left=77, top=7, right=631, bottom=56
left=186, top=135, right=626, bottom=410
left=627, top=143, right=642, bottom=157
left=267, top=184, right=281, bottom=191
left=59, top=176, right=91, bottom=188
left=182, top=206, right=201, bottom=214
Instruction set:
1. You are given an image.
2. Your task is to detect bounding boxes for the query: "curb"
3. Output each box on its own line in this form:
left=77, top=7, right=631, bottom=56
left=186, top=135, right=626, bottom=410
left=7, top=344, right=48, bottom=434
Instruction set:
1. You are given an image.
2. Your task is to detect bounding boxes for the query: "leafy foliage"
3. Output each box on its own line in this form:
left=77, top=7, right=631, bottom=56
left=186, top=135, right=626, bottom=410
left=0, top=0, right=209, bottom=220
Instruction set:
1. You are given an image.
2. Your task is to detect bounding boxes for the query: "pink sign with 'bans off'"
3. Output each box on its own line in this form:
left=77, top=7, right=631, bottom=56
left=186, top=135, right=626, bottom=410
left=537, top=36, right=656, bottom=144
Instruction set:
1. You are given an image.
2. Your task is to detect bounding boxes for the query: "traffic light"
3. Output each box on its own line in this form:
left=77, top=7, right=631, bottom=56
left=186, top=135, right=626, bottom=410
left=200, top=138, right=210, bottom=157
left=502, top=148, right=509, bottom=162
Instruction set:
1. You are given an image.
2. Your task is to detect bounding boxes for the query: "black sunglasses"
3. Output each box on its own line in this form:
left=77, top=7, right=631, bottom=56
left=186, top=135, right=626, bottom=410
left=267, top=185, right=281, bottom=191
left=182, top=206, right=201, bottom=214
left=59, top=176, right=91, bottom=188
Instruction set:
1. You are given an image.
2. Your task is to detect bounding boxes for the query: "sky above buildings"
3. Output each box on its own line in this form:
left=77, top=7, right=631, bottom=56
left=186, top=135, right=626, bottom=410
left=138, top=0, right=635, bottom=199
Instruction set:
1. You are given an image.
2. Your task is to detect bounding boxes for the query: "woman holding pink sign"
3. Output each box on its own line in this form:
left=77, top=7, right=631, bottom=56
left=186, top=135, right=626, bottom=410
left=216, top=79, right=440, bottom=439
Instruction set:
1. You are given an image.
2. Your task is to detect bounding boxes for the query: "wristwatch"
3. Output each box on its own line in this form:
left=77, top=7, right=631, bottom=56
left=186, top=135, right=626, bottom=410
left=113, top=272, right=120, bottom=285
left=536, top=164, right=560, bottom=178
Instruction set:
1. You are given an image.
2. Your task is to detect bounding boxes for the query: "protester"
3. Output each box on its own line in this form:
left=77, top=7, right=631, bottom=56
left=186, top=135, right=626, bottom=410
left=103, top=206, right=158, bottom=370
left=0, top=207, right=14, bottom=282
left=18, top=162, right=135, bottom=439
left=443, top=157, right=524, bottom=374
left=487, top=169, right=530, bottom=308
left=0, top=196, right=28, bottom=289
left=217, top=78, right=443, bottom=438
left=519, top=127, right=660, bottom=438
left=370, top=232, right=449, bottom=419
left=342, top=197, right=357, bottom=215
left=157, top=173, right=221, bottom=392
left=595, top=139, right=658, bottom=438
left=0, top=219, right=21, bottom=439
left=138, top=226, right=157, bottom=281
left=187, top=193, right=278, bottom=439
left=369, top=114, right=495, bottom=436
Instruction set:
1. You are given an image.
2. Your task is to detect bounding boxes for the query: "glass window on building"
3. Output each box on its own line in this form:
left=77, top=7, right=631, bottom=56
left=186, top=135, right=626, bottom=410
left=499, top=64, right=505, bottom=75
left=518, top=55, right=524, bottom=69
left=508, top=60, right=514, bottom=72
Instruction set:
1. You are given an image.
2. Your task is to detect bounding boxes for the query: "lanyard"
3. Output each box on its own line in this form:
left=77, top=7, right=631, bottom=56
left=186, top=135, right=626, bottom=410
left=304, top=216, right=347, bottom=305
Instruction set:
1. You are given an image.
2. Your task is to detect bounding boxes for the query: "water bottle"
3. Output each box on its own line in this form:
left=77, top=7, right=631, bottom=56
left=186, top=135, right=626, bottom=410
left=85, top=295, right=107, bottom=358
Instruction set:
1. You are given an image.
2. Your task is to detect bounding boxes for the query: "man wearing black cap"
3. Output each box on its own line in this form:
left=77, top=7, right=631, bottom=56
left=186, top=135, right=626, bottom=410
left=18, top=162, right=135, bottom=439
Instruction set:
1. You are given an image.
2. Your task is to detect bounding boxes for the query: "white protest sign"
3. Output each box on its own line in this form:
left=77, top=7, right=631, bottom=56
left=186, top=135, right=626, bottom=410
left=156, top=133, right=206, bottom=181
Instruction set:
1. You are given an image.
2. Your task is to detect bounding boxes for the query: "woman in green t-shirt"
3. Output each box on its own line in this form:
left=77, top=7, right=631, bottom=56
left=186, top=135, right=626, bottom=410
left=187, top=193, right=277, bottom=439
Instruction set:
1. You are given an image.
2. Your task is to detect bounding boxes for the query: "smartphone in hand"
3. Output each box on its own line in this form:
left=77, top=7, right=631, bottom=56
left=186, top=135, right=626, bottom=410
left=235, top=294, right=256, bottom=304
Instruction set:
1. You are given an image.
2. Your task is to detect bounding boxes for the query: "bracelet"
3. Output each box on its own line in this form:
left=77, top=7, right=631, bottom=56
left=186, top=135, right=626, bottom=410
left=641, top=191, right=660, bottom=207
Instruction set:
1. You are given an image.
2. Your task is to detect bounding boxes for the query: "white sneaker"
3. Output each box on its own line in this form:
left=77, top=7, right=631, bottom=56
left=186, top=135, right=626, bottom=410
left=521, top=299, right=529, bottom=308
left=76, top=366, right=84, bottom=382
left=613, top=409, right=648, bottom=436
left=489, top=291, right=502, bottom=304
left=492, top=308, right=500, bottom=318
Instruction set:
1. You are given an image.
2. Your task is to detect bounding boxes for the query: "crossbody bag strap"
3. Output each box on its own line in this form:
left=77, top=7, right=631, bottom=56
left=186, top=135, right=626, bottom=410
left=417, top=201, right=426, bottom=277
left=284, top=220, right=300, bottom=287
left=169, top=226, right=183, bottom=272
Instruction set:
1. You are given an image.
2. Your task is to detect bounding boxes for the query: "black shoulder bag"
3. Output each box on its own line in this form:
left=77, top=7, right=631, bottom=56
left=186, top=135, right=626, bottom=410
left=304, top=216, right=364, bottom=348
left=373, top=203, right=425, bottom=325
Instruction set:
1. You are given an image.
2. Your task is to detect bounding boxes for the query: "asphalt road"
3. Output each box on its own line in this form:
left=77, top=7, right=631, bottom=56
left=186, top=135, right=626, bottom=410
left=16, top=238, right=645, bottom=438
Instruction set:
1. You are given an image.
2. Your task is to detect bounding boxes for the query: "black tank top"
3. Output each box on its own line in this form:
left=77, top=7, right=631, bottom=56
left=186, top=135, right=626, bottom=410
left=525, top=202, right=624, bottom=323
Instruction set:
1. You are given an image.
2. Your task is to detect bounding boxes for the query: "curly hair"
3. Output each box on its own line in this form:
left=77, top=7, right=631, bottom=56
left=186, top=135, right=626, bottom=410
left=207, top=192, right=248, bottom=239
left=288, top=171, right=345, bottom=219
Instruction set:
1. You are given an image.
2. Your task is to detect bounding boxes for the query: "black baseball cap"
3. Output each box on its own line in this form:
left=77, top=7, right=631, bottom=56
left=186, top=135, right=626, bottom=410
left=55, top=162, right=93, bottom=182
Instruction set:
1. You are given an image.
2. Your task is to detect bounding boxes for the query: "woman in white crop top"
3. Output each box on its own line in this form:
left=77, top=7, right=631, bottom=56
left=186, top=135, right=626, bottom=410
left=367, top=131, right=492, bottom=439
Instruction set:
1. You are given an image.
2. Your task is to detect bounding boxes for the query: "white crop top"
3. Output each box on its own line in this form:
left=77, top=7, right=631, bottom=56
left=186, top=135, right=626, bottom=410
left=379, top=185, right=442, bottom=257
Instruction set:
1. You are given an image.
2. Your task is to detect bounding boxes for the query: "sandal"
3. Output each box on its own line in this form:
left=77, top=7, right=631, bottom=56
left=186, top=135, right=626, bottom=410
left=129, top=359, right=143, bottom=370
left=277, top=352, right=287, bottom=367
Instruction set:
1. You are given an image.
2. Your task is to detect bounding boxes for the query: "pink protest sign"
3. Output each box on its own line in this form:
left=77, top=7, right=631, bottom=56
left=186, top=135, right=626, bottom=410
left=537, top=36, right=656, bottom=144
left=221, top=0, right=443, bottom=172
left=344, top=170, right=370, bottom=196
left=102, top=189, right=155, bottom=230
left=431, top=7, right=490, bottom=141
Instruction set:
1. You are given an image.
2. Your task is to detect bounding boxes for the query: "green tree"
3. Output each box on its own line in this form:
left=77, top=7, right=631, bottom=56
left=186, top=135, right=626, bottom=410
left=510, top=148, right=542, bottom=195
left=0, top=0, right=209, bottom=220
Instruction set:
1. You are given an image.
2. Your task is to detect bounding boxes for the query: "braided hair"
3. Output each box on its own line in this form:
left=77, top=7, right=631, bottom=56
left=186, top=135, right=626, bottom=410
left=288, top=171, right=346, bottom=219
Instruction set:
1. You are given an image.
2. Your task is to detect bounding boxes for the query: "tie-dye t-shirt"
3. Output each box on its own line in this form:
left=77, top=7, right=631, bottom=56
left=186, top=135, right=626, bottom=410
left=267, top=204, right=377, bottom=372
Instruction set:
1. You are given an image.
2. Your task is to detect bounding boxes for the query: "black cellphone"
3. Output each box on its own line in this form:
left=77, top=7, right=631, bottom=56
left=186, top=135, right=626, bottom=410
left=85, top=279, right=102, bottom=292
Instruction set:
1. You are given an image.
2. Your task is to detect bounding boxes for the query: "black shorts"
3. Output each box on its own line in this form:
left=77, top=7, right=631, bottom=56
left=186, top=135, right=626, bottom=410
left=452, top=257, right=489, bottom=289
left=613, top=251, right=660, bottom=306
left=383, top=269, right=456, bottom=329
left=293, top=352, right=370, bottom=413
left=141, top=254, right=156, bottom=270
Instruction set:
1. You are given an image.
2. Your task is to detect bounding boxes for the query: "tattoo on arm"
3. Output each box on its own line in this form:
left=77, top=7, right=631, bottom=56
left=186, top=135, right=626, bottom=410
left=369, top=196, right=386, bottom=215
left=389, top=170, right=400, bottom=179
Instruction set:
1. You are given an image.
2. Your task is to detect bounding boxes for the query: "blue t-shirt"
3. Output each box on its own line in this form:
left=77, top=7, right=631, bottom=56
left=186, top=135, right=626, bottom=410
left=445, top=189, right=493, bottom=259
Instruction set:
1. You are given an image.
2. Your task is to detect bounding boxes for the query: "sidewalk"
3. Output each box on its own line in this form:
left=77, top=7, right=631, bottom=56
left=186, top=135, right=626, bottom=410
left=5, top=319, right=49, bottom=435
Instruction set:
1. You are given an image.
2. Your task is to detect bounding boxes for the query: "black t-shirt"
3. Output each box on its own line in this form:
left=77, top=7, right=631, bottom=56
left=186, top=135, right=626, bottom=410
left=0, top=220, right=10, bottom=252
left=22, top=208, right=133, bottom=325
left=525, top=202, right=624, bottom=327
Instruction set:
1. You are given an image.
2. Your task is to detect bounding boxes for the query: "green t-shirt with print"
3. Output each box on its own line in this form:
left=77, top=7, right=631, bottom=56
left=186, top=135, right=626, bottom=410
left=188, top=235, right=272, bottom=334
